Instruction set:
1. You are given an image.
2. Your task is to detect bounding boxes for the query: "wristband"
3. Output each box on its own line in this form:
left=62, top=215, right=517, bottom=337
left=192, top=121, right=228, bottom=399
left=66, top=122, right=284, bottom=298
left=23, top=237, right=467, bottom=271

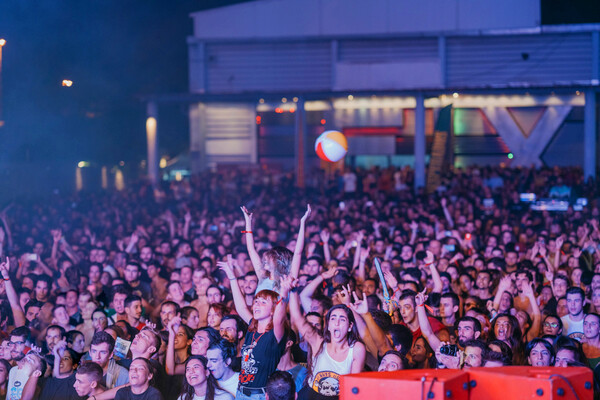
left=228, top=276, right=237, bottom=280
left=241, top=230, right=252, bottom=234
left=3, top=278, right=8, bottom=281
left=417, top=304, right=424, bottom=307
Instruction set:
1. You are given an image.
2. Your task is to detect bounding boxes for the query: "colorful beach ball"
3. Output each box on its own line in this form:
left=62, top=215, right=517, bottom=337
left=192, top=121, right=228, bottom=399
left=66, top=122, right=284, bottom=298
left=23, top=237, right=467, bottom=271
left=315, top=130, right=348, bottom=163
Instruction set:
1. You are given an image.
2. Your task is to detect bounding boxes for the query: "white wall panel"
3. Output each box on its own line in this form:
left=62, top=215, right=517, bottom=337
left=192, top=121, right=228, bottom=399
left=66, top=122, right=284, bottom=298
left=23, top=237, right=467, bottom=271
left=447, top=34, right=593, bottom=87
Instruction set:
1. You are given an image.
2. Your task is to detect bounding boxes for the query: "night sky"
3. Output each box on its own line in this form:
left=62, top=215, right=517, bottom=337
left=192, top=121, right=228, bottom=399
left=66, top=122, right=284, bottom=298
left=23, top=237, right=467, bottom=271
left=0, top=0, right=597, bottom=169
left=0, top=0, right=253, bottom=168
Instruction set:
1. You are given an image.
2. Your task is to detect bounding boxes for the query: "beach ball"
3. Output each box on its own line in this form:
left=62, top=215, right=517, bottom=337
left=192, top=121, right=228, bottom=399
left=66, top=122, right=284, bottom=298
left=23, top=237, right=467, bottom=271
left=315, top=130, right=348, bottom=162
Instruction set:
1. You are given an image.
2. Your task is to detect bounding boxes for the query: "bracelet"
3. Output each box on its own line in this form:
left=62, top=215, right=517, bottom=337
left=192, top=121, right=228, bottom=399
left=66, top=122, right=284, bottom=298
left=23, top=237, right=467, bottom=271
left=417, top=304, right=424, bottom=307
left=228, top=276, right=237, bottom=280
left=241, top=230, right=252, bottom=234
left=2, top=278, right=8, bottom=281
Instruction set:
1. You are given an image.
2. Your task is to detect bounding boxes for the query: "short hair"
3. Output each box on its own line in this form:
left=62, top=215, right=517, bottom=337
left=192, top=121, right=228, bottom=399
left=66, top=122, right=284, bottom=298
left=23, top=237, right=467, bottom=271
left=221, top=314, right=248, bottom=336
left=46, top=325, right=66, bottom=339
left=311, top=293, right=333, bottom=313
left=382, top=350, right=408, bottom=369
left=125, top=262, right=141, bottom=271
left=196, top=327, right=221, bottom=347
left=516, top=269, right=533, bottom=282
left=389, top=324, right=413, bottom=357
left=441, top=292, right=460, bottom=308
left=566, top=287, right=585, bottom=300
left=160, top=300, right=180, bottom=314
left=371, top=310, right=392, bottom=333
left=76, top=361, right=104, bottom=383
left=90, top=331, right=116, bottom=353
left=456, top=316, right=482, bottom=334
left=11, top=326, right=31, bottom=341
left=463, top=339, right=487, bottom=355
left=265, top=370, right=295, bottom=400
left=140, top=328, right=162, bottom=357
left=483, top=350, right=512, bottom=366
left=112, top=285, right=130, bottom=299
left=24, top=300, right=44, bottom=313
left=206, top=285, right=224, bottom=297
left=124, top=295, right=142, bottom=308
left=208, top=338, right=236, bottom=364
left=35, top=274, right=53, bottom=287
left=399, top=290, right=417, bottom=305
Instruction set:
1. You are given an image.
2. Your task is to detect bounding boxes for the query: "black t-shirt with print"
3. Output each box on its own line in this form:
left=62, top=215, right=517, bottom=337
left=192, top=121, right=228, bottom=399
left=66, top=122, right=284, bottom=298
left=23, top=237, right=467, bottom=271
left=239, top=324, right=286, bottom=389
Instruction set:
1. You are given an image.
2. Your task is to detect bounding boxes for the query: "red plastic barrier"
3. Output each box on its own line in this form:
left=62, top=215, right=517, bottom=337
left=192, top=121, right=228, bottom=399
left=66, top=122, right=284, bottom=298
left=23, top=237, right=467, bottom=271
left=340, top=369, right=470, bottom=400
left=466, top=366, right=593, bottom=400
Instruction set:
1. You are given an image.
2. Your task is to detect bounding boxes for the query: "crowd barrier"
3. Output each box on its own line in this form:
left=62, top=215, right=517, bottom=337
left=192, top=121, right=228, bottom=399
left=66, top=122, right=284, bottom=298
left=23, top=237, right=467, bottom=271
left=340, top=367, right=592, bottom=400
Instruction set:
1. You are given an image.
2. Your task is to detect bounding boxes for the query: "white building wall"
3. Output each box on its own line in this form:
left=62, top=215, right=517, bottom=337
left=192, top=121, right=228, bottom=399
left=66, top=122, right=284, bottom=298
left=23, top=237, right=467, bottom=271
left=191, top=0, right=540, bottom=40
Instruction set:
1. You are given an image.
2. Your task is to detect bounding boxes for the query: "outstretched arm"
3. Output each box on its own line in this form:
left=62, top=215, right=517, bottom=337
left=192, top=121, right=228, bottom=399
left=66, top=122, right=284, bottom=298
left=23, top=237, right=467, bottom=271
left=0, top=261, right=25, bottom=327
left=349, top=291, right=393, bottom=357
left=290, top=205, right=311, bottom=278
left=299, top=267, right=337, bottom=313
left=425, top=251, right=443, bottom=294
left=289, top=290, right=322, bottom=354
left=415, top=290, right=442, bottom=350
left=218, top=255, right=252, bottom=324
left=241, top=206, right=265, bottom=279
left=165, top=316, right=185, bottom=375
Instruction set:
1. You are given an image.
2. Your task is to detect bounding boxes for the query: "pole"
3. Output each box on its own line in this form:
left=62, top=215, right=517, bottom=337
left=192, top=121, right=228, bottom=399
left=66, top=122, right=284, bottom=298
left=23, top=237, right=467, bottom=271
left=146, top=102, right=159, bottom=186
left=414, top=93, right=426, bottom=191
left=295, top=97, right=306, bottom=188
left=584, top=91, right=597, bottom=181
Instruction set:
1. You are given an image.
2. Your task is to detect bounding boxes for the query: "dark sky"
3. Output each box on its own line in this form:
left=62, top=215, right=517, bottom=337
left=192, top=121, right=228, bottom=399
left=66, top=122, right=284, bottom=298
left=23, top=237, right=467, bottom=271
left=0, top=0, right=253, bottom=166
left=0, top=0, right=596, bottom=168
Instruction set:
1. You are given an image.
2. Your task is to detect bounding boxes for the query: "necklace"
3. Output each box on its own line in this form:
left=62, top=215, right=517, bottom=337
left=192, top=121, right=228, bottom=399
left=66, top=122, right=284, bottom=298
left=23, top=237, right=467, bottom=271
left=251, top=331, right=266, bottom=346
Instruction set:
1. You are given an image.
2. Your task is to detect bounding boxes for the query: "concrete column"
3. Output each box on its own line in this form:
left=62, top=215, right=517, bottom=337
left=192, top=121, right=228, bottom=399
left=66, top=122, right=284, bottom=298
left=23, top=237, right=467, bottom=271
left=146, top=101, right=159, bottom=186
left=295, top=97, right=306, bottom=188
left=414, top=93, right=426, bottom=191
left=584, top=91, right=597, bottom=181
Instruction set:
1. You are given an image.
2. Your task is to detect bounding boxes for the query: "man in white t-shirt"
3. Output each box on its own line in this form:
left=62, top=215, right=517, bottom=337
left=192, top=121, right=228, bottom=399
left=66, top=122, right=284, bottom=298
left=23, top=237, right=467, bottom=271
left=561, top=287, right=585, bottom=340
left=343, top=170, right=357, bottom=193
left=206, top=339, right=239, bottom=396
left=7, top=352, right=46, bottom=400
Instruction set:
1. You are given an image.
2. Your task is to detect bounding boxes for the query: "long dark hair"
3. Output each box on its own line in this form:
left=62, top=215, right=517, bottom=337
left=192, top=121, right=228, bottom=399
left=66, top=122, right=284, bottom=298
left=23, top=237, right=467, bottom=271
left=180, top=355, right=221, bottom=400
left=305, top=305, right=362, bottom=384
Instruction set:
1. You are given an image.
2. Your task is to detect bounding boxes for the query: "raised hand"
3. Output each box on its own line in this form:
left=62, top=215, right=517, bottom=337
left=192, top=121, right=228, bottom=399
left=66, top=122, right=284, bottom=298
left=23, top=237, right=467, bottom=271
left=415, top=289, right=428, bottom=306
left=51, top=229, right=62, bottom=243
left=350, top=292, right=369, bottom=315
left=424, top=250, right=435, bottom=265
left=441, top=198, right=447, bottom=208
left=279, top=275, right=296, bottom=297
left=410, top=221, right=418, bottom=231
left=130, top=232, right=139, bottom=244
left=521, top=282, right=535, bottom=300
left=359, top=248, right=370, bottom=263
left=321, top=267, right=339, bottom=280
left=167, top=315, right=181, bottom=335
left=320, top=230, right=330, bottom=244
left=240, top=206, right=253, bottom=224
left=383, top=270, right=398, bottom=289
left=0, top=261, right=9, bottom=279
left=184, top=211, right=192, bottom=223
left=338, top=285, right=352, bottom=306
left=217, top=255, right=236, bottom=280
left=300, top=204, right=312, bottom=223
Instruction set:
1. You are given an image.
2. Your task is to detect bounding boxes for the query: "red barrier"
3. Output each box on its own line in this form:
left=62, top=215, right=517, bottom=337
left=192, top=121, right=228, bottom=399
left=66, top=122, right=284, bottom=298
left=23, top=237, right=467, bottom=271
left=467, top=366, right=593, bottom=400
left=340, top=369, right=470, bottom=400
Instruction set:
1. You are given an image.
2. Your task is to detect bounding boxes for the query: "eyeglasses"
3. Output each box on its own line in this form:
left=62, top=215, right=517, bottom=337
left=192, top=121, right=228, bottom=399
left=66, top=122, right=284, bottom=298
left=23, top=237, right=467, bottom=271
left=8, top=341, right=25, bottom=347
left=543, top=322, right=559, bottom=328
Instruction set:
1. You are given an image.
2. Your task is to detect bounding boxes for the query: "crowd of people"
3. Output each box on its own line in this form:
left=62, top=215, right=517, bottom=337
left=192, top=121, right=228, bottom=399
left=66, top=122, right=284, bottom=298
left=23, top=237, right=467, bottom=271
left=0, top=164, right=597, bottom=400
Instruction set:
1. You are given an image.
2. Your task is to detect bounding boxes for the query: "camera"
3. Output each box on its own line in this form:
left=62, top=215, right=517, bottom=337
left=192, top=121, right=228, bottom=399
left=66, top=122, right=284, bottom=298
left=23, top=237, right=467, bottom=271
left=440, top=344, right=458, bottom=357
